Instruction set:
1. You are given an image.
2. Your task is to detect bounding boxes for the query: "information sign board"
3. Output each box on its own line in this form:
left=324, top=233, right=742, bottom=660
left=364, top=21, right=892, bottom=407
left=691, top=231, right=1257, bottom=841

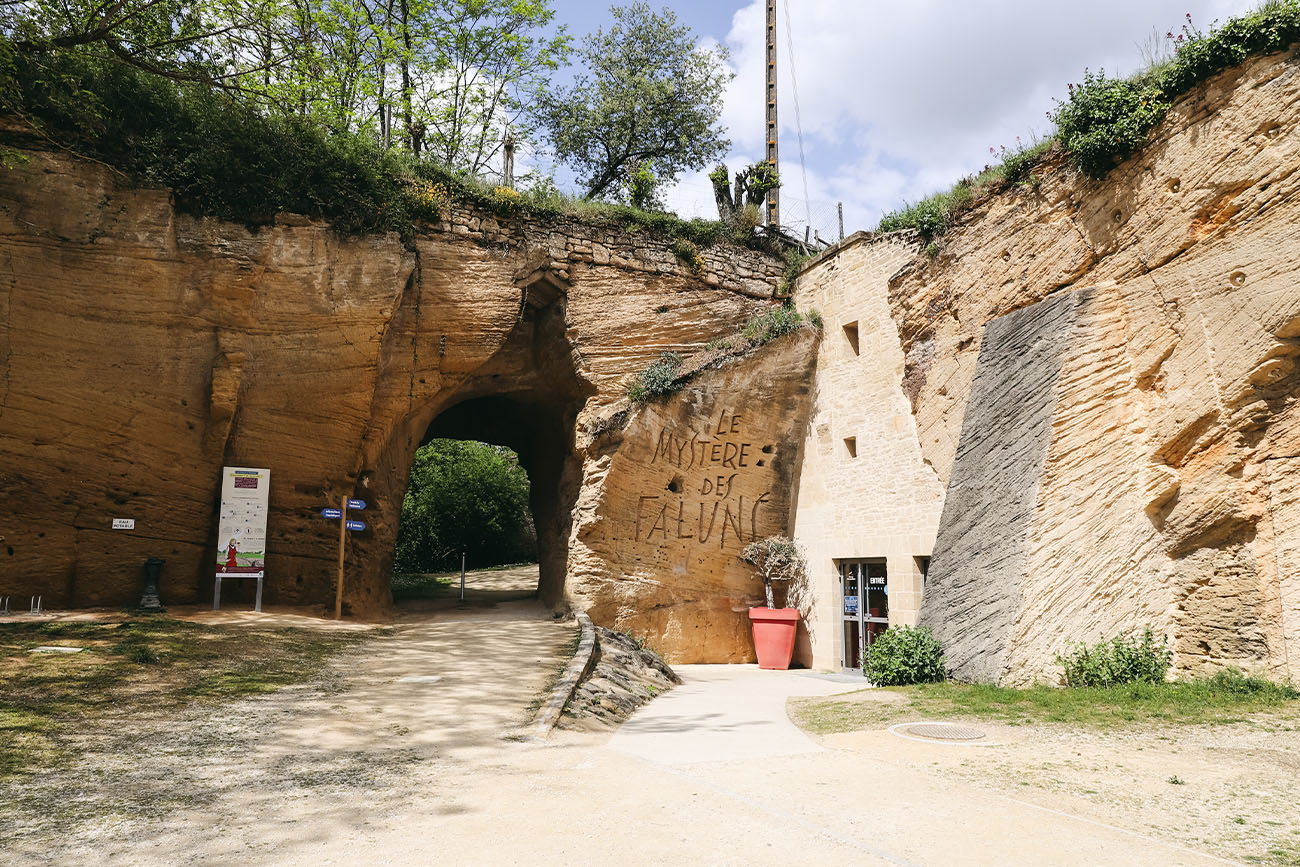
left=216, top=467, right=270, bottom=578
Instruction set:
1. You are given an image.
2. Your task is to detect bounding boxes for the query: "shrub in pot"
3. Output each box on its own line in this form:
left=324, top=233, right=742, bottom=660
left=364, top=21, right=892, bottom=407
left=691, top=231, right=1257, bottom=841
left=740, top=536, right=807, bottom=670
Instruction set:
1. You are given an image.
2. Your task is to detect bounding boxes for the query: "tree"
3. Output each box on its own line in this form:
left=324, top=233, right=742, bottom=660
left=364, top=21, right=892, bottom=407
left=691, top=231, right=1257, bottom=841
left=0, top=0, right=290, bottom=89
left=415, top=0, right=568, bottom=172
left=393, top=439, right=535, bottom=573
left=710, top=161, right=779, bottom=225
left=741, top=536, right=807, bottom=610
left=534, top=1, right=731, bottom=201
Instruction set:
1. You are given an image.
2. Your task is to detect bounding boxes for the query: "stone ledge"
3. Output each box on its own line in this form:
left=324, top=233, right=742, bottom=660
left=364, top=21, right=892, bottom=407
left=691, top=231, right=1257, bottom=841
left=526, top=612, right=597, bottom=740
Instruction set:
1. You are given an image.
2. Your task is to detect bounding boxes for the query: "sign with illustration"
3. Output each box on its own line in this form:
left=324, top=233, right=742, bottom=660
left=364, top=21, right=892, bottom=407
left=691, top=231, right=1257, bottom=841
left=216, top=467, right=270, bottom=578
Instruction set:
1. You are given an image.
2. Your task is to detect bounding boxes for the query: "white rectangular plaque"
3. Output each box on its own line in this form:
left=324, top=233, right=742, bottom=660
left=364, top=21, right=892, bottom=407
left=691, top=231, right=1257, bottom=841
left=111, top=518, right=135, bottom=530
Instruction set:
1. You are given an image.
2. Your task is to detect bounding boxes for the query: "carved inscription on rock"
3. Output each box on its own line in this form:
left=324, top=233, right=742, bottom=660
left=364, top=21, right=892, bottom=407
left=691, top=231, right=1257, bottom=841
left=632, top=408, right=777, bottom=549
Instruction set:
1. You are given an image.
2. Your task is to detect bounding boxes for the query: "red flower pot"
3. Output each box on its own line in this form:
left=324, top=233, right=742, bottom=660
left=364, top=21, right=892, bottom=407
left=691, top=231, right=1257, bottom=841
left=749, top=607, right=800, bottom=670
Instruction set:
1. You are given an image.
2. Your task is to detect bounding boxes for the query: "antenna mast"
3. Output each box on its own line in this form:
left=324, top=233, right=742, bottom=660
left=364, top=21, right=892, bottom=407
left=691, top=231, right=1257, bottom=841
left=765, top=0, right=779, bottom=227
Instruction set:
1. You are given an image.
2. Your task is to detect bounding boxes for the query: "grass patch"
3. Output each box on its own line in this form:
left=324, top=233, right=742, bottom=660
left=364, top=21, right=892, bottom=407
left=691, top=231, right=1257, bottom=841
left=791, top=676, right=1300, bottom=734
left=876, top=139, right=1052, bottom=241
left=627, top=305, right=822, bottom=404
left=0, top=617, right=368, bottom=780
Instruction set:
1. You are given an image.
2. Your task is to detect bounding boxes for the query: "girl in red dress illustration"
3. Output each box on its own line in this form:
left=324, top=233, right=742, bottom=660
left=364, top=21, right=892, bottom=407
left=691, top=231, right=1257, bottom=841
left=225, top=538, right=238, bottom=569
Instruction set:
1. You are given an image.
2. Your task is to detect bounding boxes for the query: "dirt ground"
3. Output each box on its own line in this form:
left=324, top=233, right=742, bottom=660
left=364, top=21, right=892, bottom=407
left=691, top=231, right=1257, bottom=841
left=799, top=689, right=1300, bottom=866
left=2, top=567, right=1294, bottom=865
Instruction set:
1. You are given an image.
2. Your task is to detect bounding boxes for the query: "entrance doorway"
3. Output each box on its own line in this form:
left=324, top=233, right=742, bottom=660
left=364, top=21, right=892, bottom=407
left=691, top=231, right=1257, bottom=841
left=839, top=559, right=888, bottom=672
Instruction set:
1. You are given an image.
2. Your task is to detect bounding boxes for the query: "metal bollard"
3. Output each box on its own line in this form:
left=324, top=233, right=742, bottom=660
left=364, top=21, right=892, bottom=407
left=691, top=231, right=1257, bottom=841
left=140, top=557, right=165, bottom=610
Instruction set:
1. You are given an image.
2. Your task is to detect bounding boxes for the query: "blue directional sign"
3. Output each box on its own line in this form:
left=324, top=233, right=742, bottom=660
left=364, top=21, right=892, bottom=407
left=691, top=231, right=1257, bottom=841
left=345, top=520, right=366, bottom=532
left=347, top=498, right=366, bottom=511
left=321, top=508, right=342, bottom=519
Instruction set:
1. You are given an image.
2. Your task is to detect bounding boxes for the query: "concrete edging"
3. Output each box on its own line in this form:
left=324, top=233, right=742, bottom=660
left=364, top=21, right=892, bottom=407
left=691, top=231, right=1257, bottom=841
left=527, top=612, right=597, bottom=740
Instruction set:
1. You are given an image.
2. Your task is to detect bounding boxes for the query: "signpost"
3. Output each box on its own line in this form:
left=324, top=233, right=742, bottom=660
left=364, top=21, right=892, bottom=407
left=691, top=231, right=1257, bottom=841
left=321, top=496, right=367, bottom=620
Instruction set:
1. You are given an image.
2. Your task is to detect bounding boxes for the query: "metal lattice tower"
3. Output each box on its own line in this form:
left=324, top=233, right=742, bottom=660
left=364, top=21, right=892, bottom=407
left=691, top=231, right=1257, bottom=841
left=765, top=0, right=779, bottom=227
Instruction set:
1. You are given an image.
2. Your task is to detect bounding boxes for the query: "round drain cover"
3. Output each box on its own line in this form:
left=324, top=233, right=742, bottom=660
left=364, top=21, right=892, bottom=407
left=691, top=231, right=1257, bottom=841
left=902, top=723, right=986, bottom=741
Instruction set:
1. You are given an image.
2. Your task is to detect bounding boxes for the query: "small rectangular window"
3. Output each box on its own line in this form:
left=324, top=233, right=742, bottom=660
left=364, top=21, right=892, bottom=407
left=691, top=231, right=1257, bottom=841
left=843, top=321, right=860, bottom=355
left=844, top=436, right=857, bottom=458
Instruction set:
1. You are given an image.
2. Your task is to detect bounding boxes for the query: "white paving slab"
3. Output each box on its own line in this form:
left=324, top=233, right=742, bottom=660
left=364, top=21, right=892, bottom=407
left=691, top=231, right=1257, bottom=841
left=607, top=663, right=864, bottom=765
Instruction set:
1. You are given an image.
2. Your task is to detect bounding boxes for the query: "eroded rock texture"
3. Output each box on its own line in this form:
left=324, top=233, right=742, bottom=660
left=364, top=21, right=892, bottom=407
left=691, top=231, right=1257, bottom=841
left=0, top=147, right=803, bottom=663
left=571, top=331, right=819, bottom=663
left=908, top=50, right=1300, bottom=683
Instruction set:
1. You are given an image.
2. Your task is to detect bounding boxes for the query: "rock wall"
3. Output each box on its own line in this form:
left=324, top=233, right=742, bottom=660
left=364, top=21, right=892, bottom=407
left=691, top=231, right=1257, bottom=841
left=0, top=146, right=804, bottom=665
left=570, top=330, right=819, bottom=663
left=885, top=49, right=1300, bottom=683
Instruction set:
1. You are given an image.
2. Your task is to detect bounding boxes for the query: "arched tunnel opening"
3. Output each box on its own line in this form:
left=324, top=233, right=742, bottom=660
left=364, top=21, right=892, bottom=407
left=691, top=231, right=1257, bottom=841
left=390, top=435, right=538, bottom=605
left=392, top=394, right=582, bottom=608
left=371, top=266, right=594, bottom=615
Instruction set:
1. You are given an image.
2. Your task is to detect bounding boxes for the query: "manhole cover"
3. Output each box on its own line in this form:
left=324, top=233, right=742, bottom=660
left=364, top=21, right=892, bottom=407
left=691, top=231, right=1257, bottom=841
left=901, top=723, right=986, bottom=741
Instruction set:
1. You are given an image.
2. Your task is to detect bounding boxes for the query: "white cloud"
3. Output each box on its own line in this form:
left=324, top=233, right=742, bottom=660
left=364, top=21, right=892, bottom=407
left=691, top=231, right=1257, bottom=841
left=666, top=0, right=1264, bottom=234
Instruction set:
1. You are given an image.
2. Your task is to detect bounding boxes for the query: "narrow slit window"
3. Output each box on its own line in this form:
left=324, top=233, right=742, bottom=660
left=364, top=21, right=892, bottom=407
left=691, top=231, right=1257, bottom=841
left=843, top=321, right=860, bottom=355
left=844, top=436, right=857, bottom=458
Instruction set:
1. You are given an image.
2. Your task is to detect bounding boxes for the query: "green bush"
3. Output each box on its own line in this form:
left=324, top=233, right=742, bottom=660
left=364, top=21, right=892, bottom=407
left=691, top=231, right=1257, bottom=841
left=740, top=307, right=807, bottom=345
left=876, top=183, right=973, bottom=240
left=628, top=351, right=685, bottom=403
left=1052, top=70, right=1169, bottom=178
left=1053, top=2, right=1300, bottom=178
left=863, top=626, right=946, bottom=686
left=1055, top=627, right=1172, bottom=687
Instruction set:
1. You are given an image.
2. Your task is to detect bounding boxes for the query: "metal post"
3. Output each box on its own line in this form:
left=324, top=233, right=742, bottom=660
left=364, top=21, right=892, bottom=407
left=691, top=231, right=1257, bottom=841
left=765, top=0, right=779, bottom=227
left=460, top=551, right=466, bottom=602
left=31, top=595, right=41, bottom=615
left=838, top=202, right=844, bottom=241
left=334, top=495, right=348, bottom=620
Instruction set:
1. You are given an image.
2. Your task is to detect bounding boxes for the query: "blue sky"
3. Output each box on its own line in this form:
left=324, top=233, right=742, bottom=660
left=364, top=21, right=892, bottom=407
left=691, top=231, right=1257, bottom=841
left=539, top=1, right=1263, bottom=237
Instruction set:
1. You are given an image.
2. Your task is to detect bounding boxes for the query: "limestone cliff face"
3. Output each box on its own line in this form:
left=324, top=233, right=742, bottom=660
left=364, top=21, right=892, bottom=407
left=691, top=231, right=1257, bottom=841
left=0, top=147, right=798, bottom=666
left=885, top=50, right=1300, bottom=683
left=569, top=331, right=819, bottom=663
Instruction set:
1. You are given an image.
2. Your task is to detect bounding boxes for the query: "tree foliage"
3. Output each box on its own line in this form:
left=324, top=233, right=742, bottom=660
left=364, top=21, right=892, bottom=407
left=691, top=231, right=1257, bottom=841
left=393, top=439, right=535, bottom=574
left=0, top=0, right=568, bottom=172
left=534, top=1, right=731, bottom=201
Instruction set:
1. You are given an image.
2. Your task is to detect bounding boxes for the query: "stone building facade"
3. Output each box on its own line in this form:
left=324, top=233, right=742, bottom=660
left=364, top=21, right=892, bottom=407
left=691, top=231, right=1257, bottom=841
left=789, top=235, right=946, bottom=671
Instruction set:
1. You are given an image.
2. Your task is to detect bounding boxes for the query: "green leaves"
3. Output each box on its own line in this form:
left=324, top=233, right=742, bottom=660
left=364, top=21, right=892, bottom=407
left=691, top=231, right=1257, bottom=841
left=393, top=439, right=534, bottom=573
left=627, top=352, right=685, bottom=403
left=1054, top=1, right=1300, bottom=179
left=1054, top=627, right=1172, bottom=688
left=1052, top=70, right=1168, bottom=179
left=863, top=626, right=946, bottom=686
left=534, top=1, right=732, bottom=201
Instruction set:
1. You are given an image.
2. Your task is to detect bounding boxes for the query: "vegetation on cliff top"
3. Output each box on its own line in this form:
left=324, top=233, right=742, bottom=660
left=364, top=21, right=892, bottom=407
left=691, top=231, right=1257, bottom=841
left=0, top=1, right=752, bottom=250
left=627, top=305, right=822, bottom=404
left=876, top=0, right=1300, bottom=240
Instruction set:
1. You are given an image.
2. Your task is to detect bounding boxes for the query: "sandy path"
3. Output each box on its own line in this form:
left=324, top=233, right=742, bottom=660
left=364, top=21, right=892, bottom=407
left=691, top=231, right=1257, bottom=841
left=1, top=569, right=1262, bottom=865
